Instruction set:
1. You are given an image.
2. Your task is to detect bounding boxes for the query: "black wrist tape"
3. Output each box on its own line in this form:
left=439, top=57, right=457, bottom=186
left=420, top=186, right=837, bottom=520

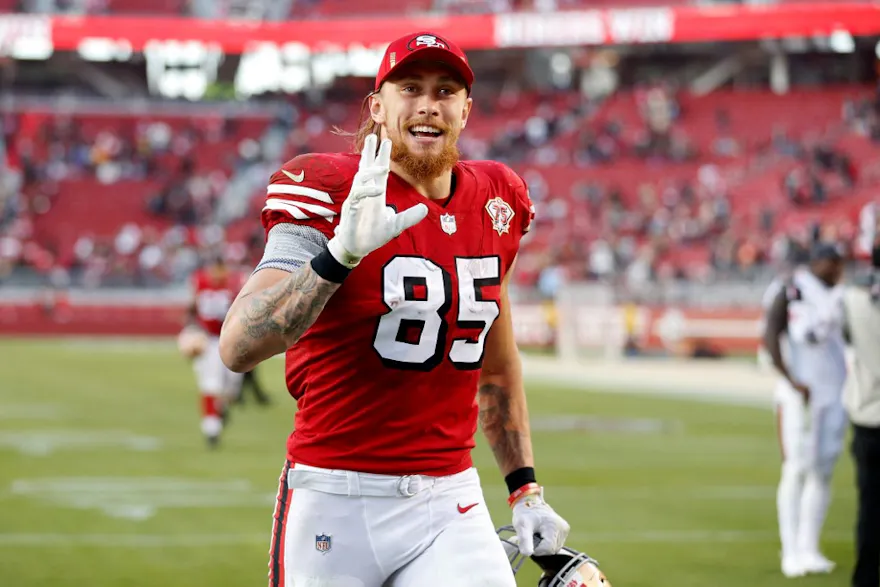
left=505, top=467, right=537, bottom=494
left=310, top=249, right=352, bottom=283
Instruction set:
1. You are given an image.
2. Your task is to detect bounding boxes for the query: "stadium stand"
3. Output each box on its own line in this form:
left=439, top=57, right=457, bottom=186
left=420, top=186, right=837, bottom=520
left=3, top=81, right=877, bottom=291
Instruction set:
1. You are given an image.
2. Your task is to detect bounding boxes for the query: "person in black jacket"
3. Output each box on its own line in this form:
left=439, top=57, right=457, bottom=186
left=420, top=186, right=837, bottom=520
left=842, top=243, right=880, bottom=587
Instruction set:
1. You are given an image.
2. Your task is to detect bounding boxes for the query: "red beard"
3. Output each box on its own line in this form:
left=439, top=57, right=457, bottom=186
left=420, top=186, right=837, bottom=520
left=390, top=121, right=461, bottom=182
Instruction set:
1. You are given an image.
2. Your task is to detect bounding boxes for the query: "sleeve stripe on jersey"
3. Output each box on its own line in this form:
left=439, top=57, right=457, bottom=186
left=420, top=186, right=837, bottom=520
left=262, top=199, right=336, bottom=223
left=266, top=184, right=333, bottom=204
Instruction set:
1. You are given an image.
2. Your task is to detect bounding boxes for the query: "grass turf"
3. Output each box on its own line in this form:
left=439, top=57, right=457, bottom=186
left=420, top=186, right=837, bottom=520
left=0, top=338, right=857, bottom=586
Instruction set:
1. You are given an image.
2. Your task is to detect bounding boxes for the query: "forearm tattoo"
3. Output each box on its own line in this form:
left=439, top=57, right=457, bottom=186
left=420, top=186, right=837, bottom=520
left=478, top=383, right=533, bottom=474
left=233, top=264, right=340, bottom=365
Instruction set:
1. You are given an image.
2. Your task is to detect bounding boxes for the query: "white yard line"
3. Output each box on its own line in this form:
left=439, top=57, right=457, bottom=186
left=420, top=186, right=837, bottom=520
left=0, top=404, right=63, bottom=420
left=0, top=431, right=161, bottom=456
left=4, top=484, right=839, bottom=503
left=570, top=529, right=853, bottom=544
left=521, top=355, right=777, bottom=408
left=482, top=484, right=854, bottom=501
left=0, top=533, right=271, bottom=547
left=0, top=529, right=853, bottom=547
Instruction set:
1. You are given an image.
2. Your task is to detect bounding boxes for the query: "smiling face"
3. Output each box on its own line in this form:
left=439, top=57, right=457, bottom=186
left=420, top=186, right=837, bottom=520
left=370, top=62, right=472, bottom=182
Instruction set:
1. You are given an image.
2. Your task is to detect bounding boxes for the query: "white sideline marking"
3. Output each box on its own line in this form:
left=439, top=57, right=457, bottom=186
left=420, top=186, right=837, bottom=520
left=483, top=484, right=855, bottom=501
left=0, top=533, right=270, bottom=547
left=530, top=415, right=674, bottom=434
left=572, top=529, right=852, bottom=544
left=54, top=338, right=286, bottom=360
left=0, top=430, right=160, bottom=456
left=520, top=355, right=778, bottom=409
left=0, top=404, right=62, bottom=420
left=59, top=338, right=178, bottom=352
left=11, top=477, right=274, bottom=520
left=0, top=529, right=852, bottom=547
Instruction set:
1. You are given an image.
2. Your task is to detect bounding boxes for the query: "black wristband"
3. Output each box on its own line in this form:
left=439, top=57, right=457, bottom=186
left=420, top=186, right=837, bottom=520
left=504, top=467, right=537, bottom=494
left=310, top=249, right=352, bottom=283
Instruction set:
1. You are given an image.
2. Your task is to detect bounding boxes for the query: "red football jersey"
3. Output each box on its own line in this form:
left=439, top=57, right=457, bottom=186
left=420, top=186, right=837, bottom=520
left=262, top=152, right=534, bottom=476
left=192, top=269, right=242, bottom=336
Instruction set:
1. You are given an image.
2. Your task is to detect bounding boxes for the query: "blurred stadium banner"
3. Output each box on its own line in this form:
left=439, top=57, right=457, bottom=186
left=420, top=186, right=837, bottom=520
left=1, top=3, right=878, bottom=100
left=1, top=3, right=879, bottom=74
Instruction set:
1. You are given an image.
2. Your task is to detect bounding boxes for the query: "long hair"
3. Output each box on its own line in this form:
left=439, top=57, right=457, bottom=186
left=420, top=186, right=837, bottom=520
left=332, top=92, right=379, bottom=154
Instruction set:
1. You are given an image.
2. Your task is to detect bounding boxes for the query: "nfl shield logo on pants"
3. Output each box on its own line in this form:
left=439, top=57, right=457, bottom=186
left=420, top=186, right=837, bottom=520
left=440, top=213, right=457, bottom=235
left=315, top=534, right=332, bottom=553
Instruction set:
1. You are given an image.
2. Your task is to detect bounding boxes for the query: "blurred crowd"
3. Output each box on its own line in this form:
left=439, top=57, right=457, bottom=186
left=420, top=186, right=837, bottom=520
left=0, top=111, right=265, bottom=288
left=1, top=80, right=879, bottom=294
left=478, top=83, right=880, bottom=296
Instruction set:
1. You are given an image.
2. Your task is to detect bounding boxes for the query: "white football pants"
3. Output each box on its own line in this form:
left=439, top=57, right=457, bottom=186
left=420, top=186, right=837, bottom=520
left=774, top=379, right=847, bottom=559
left=192, top=337, right=242, bottom=438
left=193, top=336, right=243, bottom=397
left=268, top=461, right=516, bottom=587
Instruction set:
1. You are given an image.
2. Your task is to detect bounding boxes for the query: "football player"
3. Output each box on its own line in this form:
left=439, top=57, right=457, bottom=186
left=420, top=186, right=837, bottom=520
left=183, top=254, right=244, bottom=448
left=764, top=243, right=847, bottom=577
left=219, top=31, right=571, bottom=586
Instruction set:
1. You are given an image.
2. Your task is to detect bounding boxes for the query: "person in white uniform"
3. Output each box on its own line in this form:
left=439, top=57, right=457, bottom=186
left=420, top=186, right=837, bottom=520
left=758, top=271, right=792, bottom=373
left=763, top=242, right=847, bottom=578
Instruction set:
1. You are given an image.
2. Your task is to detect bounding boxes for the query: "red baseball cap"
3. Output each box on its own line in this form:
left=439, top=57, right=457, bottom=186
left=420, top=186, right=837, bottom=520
left=375, top=31, right=475, bottom=94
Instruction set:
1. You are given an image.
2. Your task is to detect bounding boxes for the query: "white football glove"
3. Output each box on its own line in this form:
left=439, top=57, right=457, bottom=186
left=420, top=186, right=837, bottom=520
left=511, top=488, right=571, bottom=557
left=327, top=134, right=429, bottom=268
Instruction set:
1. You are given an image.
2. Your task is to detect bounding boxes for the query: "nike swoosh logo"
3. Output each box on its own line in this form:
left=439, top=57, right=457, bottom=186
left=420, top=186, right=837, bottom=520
left=457, top=502, right=478, bottom=514
left=282, top=169, right=305, bottom=183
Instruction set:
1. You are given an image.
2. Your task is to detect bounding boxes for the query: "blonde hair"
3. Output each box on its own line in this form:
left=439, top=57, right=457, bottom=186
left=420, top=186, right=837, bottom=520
left=332, top=92, right=380, bottom=154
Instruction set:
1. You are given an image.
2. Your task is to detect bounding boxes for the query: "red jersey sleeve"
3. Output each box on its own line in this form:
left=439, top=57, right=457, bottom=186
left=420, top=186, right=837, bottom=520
left=488, top=162, right=535, bottom=239
left=519, top=181, right=535, bottom=236
left=261, top=153, right=355, bottom=240
left=502, top=165, right=535, bottom=236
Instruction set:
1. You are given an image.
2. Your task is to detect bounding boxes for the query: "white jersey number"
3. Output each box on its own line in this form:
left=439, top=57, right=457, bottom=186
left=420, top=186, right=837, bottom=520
left=373, top=256, right=501, bottom=371
left=197, top=290, right=232, bottom=321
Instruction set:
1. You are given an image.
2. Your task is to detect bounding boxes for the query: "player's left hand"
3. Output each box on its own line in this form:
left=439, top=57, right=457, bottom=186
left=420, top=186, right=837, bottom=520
left=511, top=488, right=570, bottom=557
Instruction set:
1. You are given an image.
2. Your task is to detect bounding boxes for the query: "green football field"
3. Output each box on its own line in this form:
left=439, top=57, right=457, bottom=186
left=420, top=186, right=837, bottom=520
left=0, top=338, right=858, bottom=587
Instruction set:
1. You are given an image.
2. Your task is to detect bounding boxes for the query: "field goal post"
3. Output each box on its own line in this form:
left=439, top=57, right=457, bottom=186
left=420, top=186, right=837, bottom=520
left=554, top=281, right=627, bottom=361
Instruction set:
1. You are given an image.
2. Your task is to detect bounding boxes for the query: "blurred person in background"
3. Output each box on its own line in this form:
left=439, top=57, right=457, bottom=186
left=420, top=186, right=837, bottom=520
left=757, top=269, right=791, bottom=374
left=180, top=254, right=244, bottom=448
left=764, top=242, right=847, bottom=577
left=235, top=239, right=272, bottom=407
left=757, top=248, right=810, bottom=373
left=219, top=31, right=571, bottom=587
left=236, top=367, right=271, bottom=406
left=842, top=241, right=880, bottom=587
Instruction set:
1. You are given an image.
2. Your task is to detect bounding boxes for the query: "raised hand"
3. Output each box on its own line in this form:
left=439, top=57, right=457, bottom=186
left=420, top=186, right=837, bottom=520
left=327, top=134, right=429, bottom=268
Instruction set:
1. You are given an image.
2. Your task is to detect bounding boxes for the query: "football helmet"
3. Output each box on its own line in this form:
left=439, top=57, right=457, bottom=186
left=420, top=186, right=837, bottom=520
left=497, top=526, right=611, bottom=587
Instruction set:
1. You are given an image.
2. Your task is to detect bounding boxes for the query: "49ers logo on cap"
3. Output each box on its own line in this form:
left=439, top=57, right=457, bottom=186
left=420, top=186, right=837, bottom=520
left=408, top=34, right=448, bottom=51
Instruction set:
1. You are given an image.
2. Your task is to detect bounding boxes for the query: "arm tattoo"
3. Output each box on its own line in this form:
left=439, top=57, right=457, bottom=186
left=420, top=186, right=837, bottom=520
left=233, top=263, right=340, bottom=367
left=478, top=383, right=533, bottom=475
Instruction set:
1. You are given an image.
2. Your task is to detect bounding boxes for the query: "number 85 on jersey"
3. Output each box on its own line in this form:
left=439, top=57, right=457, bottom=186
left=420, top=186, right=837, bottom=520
left=373, top=255, right=501, bottom=371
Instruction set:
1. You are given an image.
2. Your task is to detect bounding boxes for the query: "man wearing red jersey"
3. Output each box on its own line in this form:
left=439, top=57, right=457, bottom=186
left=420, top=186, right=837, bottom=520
left=184, top=255, right=244, bottom=448
left=219, top=31, right=570, bottom=586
